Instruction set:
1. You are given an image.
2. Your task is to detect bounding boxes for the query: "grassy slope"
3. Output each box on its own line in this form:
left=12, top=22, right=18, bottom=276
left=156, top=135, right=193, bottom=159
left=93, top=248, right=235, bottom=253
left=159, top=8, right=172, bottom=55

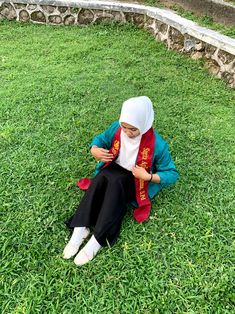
left=136, top=0, right=235, bottom=38
left=0, top=21, right=234, bottom=313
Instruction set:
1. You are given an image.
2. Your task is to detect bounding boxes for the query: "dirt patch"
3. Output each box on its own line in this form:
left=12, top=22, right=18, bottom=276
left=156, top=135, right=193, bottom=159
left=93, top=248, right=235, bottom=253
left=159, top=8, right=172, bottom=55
left=114, top=0, right=235, bottom=26
left=159, top=0, right=235, bottom=26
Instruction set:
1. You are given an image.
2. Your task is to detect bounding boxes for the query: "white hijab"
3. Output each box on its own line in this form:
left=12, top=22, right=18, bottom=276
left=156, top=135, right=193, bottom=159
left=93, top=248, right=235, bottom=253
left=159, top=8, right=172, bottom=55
left=115, top=96, right=154, bottom=171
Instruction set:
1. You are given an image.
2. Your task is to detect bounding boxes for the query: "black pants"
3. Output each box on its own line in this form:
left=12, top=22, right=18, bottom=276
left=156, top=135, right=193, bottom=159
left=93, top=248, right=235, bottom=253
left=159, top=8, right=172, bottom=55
left=66, top=163, right=136, bottom=247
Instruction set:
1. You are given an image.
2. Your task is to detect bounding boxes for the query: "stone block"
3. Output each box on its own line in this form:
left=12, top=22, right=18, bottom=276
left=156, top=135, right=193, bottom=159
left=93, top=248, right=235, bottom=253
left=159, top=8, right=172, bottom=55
left=58, top=6, right=68, bottom=14
left=159, top=23, right=168, bottom=35
left=93, top=10, right=115, bottom=24
left=40, top=5, right=55, bottom=14
left=70, top=7, right=80, bottom=14
left=195, top=42, right=205, bottom=52
left=125, top=12, right=145, bottom=27
left=133, top=13, right=145, bottom=27
left=145, top=23, right=155, bottom=36
left=27, top=4, right=37, bottom=11
left=217, top=50, right=234, bottom=65
left=64, top=15, right=75, bottom=25
left=206, top=59, right=220, bottom=75
left=19, top=10, right=30, bottom=22
left=48, top=15, right=62, bottom=24
left=93, top=9, right=104, bottom=20
left=155, top=20, right=164, bottom=34
left=191, top=51, right=204, bottom=60
left=31, top=11, right=46, bottom=23
left=170, top=27, right=184, bottom=50
left=144, top=18, right=156, bottom=36
left=14, top=3, right=27, bottom=9
left=0, top=3, right=16, bottom=20
left=184, top=37, right=196, bottom=52
left=205, top=44, right=217, bottom=58
left=144, top=16, right=154, bottom=27
left=221, top=71, right=234, bottom=84
left=78, top=9, right=94, bottom=25
left=109, top=10, right=125, bottom=23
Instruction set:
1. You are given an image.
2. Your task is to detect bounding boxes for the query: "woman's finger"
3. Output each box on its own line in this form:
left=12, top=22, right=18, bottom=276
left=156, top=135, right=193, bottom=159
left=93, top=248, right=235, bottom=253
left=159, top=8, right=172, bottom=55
left=132, top=169, right=137, bottom=176
left=100, top=148, right=110, bottom=153
left=101, top=159, right=113, bottom=162
left=103, top=153, right=114, bottom=159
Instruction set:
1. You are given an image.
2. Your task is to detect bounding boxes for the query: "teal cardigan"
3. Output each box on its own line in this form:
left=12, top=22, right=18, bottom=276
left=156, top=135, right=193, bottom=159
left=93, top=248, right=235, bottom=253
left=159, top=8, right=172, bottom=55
left=90, top=121, right=179, bottom=202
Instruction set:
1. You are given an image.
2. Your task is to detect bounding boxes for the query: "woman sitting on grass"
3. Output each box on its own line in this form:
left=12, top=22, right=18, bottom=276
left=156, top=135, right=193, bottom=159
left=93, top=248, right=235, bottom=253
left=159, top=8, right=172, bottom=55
left=63, top=96, right=179, bottom=266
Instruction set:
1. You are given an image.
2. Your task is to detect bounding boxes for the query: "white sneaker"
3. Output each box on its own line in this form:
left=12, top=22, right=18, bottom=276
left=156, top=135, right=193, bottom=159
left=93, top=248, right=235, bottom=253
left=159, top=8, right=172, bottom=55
left=74, top=235, right=101, bottom=266
left=63, top=242, right=81, bottom=259
left=74, top=249, right=91, bottom=266
left=63, top=227, right=90, bottom=259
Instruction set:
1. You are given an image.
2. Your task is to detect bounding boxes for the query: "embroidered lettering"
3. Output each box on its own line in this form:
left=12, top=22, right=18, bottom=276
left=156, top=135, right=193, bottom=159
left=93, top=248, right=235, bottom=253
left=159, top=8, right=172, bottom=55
left=113, top=140, right=120, bottom=151
left=139, top=179, right=144, bottom=189
left=139, top=161, right=148, bottom=169
left=141, top=148, right=150, bottom=160
left=140, top=190, right=146, bottom=201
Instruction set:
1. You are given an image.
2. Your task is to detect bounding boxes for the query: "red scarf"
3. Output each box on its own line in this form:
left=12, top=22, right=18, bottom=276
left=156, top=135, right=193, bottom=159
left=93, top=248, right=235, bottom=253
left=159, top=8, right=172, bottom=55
left=104, top=127, right=155, bottom=223
left=78, top=127, right=155, bottom=223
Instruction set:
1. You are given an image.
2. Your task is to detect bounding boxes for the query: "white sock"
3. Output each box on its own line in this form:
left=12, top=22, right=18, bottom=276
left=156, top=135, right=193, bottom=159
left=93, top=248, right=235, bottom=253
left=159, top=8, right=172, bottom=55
left=74, top=235, right=102, bottom=266
left=63, top=227, right=90, bottom=259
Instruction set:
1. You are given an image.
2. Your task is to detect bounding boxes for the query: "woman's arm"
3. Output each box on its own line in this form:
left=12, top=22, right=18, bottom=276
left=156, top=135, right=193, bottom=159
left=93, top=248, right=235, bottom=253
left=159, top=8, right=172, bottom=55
left=132, top=134, right=179, bottom=187
left=90, top=146, right=113, bottom=162
left=153, top=141, right=179, bottom=187
left=132, top=165, right=161, bottom=183
left=90, top=121, right=120, bottom=162
left=90, top=121, right=119, bottom=149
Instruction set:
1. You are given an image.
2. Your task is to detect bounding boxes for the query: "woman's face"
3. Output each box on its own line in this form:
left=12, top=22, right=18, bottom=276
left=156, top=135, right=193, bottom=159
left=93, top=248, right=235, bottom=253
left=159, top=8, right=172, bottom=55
left=120, top=122, right=140, bottom=138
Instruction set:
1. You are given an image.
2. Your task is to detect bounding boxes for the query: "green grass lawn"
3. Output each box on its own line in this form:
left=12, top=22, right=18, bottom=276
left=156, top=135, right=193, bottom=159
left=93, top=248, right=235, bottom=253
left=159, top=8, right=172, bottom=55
left=0, top=20, right=234, bottom=313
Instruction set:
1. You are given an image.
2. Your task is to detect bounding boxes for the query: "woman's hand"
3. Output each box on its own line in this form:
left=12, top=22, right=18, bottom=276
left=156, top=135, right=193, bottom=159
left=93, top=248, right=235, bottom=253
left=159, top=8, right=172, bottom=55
left=132, top=165, right=151, bottom=181
left=91, top=146, right=114, bottom=162
left=132, top=165, right=160, bottom=183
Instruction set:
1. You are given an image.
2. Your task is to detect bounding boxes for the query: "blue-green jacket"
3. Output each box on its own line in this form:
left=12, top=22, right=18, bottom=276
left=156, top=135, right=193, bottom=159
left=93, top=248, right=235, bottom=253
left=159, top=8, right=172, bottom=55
left=90, top=121, right=179, bottom=201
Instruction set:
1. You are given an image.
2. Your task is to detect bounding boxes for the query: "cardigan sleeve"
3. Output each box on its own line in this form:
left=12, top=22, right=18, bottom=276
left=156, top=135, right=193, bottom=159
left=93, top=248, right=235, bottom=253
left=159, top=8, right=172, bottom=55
left=90, top=121, right=120, bottom=149
left=153, top=133, right=179, bottom=188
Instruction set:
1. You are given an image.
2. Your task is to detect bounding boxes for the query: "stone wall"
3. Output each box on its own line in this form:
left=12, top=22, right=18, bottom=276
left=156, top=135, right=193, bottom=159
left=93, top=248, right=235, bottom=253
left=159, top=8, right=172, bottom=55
left=0, top=0, right=235, bottom=88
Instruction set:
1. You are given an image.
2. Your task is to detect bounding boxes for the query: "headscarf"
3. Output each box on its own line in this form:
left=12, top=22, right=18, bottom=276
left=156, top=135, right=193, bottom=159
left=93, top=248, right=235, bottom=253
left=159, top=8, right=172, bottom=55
left=115, top=96, right=154, bottom=171
left=119, top=96, right=154, bottom=135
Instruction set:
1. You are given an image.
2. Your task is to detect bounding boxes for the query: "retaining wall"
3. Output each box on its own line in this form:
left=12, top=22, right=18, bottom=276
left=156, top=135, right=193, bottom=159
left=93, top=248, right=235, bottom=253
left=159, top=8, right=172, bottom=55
left=0, top=0, right=235, bottom=87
